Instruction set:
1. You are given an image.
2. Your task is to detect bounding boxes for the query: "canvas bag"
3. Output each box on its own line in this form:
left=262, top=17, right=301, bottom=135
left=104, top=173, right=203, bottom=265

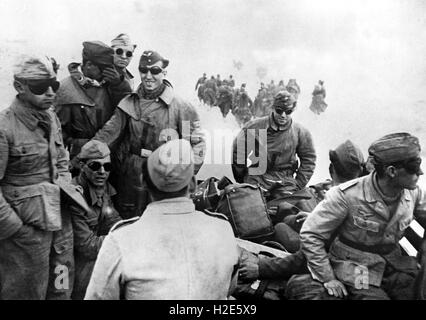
left=216, top=183, right=274, bottom=240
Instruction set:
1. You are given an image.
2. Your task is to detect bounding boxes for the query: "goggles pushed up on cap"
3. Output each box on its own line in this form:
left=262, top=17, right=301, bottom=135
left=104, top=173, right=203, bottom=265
left=87, top=161, right=112, bottom=172
left=19, top=78, right=60, bottom=95
left=115, top=48, right=133, bottom=58
left=139, top=66, right=163, bottom=75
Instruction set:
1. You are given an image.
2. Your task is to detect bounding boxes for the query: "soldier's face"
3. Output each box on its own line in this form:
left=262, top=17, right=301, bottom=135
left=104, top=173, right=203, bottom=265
left=113, top=45, right=134, bottom=69
left=83, top=156, right=111, bottom=188
left=16, top=80, right=57, bottom=110
left=394, top=161, right=423, bottom=190
left=140, top=60, right=166, bottom=92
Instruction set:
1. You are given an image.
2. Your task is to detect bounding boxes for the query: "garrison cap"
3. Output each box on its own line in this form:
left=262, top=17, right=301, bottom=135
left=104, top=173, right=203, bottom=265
left=147, top=139, right=194, bottom=192
left=79, top=140, right=110, bottom=160
left=273, top=90, right=297, bottom=110
left=368, top=132, right=421, bottom=164
left=139, top=50, right=169, bottom=68
left=13, top=55, right=56, bottom=80
left=82, top=41, right=114, bottom=67
left=111, top=33, right=137, bottom=49
left=330, top=140, right=365, bottom=178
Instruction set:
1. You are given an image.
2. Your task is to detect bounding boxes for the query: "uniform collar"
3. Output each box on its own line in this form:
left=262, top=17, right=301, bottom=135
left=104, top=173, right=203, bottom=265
left=364, top=171, right=411, bottom=204
left=55, top=76, right=96, bottom=107
left=145, top=197, right=195, bottom=215
left=75, top=174, right=116, bottom=206
left=11, top=97, right=47, bottom=131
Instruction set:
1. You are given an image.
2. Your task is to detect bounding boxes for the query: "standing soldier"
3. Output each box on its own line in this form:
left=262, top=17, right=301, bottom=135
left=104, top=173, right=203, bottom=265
left=216, top=81, right=234, bottom=118
left=232, top=90, right=316, bottom=195
left=85, top=50, right=206, bottom=219
left=0, top=55, right=75, bottom=299
left=298, top=132, right=426, bottom=300
left=70, top=140, right=121, bottom=300
left=232, top=83, right=253, bottom=127
left=55, top=41, right=132, bottom=175
left=111, top=33, right=137, bottom=90
left=203, top=76, right=218, bottom=107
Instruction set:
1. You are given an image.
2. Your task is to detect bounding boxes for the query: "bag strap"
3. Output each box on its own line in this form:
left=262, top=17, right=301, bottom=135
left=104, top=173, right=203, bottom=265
left=254, top=280, right=270, bottom=299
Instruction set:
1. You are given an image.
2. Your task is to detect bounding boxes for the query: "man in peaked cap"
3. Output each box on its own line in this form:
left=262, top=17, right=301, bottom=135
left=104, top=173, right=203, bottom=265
left=85, top=139, right=238, bottom=300
left=111, top=33, right=137, bottom=89
left=295, top=132, right=426, bottom=300
left=232, top=89, right=316, bottom=197
left=232, top=83, right=253, bottom=127
left=0, top=55, right=76, bottom=299
left=84, top=49, right=206, bottom=219
left=70, top=140, right=121, bottom=299
left=55, top=40, right=132, bottom=176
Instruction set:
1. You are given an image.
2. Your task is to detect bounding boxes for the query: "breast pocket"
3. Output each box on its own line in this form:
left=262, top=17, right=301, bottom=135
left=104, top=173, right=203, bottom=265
left=351, top=206, right=381, bottom=233
left=9, top=143, right=40, bottom=172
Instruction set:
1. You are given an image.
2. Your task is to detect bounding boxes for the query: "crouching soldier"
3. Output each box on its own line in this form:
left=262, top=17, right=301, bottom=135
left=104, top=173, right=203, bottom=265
left=297, top=132, right=426, bottom=300
left=0, top=55, right=74, bottom=299
left=70, top=140, right=122, bottom=299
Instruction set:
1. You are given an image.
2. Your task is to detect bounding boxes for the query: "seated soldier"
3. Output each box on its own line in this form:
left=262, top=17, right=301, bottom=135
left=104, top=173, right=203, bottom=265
left=238, top=140, right=367, bottom=291
left=70, top=140, right=121, bottom=300
left=291, top=132, right=426, bottom=300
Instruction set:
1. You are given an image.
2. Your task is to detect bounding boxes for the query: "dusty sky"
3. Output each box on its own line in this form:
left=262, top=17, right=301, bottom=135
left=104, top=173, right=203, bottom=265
left=1, top=0, right=425, bottom=184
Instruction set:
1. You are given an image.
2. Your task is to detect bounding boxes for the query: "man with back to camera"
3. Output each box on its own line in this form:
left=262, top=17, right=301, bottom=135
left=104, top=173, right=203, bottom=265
left=85, top=139, right=239, bottom=300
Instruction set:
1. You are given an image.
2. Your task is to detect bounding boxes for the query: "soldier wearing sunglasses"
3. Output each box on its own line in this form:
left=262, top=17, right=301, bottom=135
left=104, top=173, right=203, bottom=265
left=232, top=90, right=316, bottom=197
left=0, top=55, right=75, bottom=299
left=69, top=140, right=121, bottom=299
left=111, top=33, right=137, bottom=90
left=297, top=132, right=426, bottom=300
left=55, top=41, right=132, bottom=176
left=86, top=50, right=206, bottom=219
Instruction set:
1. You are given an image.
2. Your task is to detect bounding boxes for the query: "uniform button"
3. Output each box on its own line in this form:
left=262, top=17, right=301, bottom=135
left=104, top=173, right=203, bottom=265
left=155, top=98, right=159, bottom=102
left=55, top=172, right=59, bottom=180
left=14, top=191, right=19, bottom=197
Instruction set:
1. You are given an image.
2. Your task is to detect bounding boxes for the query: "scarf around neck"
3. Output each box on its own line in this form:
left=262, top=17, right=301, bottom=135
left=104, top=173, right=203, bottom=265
left=138, top=82, right=166, bottom=100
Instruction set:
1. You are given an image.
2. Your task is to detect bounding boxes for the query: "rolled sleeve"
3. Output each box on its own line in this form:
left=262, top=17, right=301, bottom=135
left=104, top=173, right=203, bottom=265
left=300, top=187, right=348, bottom=283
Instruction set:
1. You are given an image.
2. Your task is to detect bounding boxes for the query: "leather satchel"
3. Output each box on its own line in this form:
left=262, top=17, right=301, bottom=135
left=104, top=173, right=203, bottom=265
left=216, top=183, right=275, bottom=241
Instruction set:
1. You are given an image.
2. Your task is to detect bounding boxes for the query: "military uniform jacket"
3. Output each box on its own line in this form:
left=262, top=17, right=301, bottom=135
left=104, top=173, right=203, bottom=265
left=300, top=172, right=426, bottom=287
left=55, top=76, right=131, bottom=159
left=85, top=197, right=239, bottom=300
left=0, top=98, right=71, bottom=239
left=232, top=114, right=316, bottom=190
left=93, top=83, right=206, bottom=173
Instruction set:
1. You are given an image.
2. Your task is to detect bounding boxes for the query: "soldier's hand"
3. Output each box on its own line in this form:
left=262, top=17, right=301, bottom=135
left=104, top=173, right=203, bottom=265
left=295, top=211, right=308, bottom=225
left=324, top=280, right=348, bottom=298
left=102, top=67, right=122, bottom=85
left=239, top=258, right=260, bottom=281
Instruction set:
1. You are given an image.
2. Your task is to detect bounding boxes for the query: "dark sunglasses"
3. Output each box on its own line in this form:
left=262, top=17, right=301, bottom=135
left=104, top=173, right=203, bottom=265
left=394, top=158, right=422, bottom=175
left=115, top=48, right=133, bottom=58
left=139, top=66, right=163, bottom=75
left=22, top=78, right=60, bottom=95
left=87, top=161, right=112, bottom=172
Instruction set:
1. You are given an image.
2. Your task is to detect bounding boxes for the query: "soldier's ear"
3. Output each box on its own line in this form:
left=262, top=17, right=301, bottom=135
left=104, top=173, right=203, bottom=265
left=386, top=165, right=397, bottom=178
left=13, top=80, right=25, bottom=94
